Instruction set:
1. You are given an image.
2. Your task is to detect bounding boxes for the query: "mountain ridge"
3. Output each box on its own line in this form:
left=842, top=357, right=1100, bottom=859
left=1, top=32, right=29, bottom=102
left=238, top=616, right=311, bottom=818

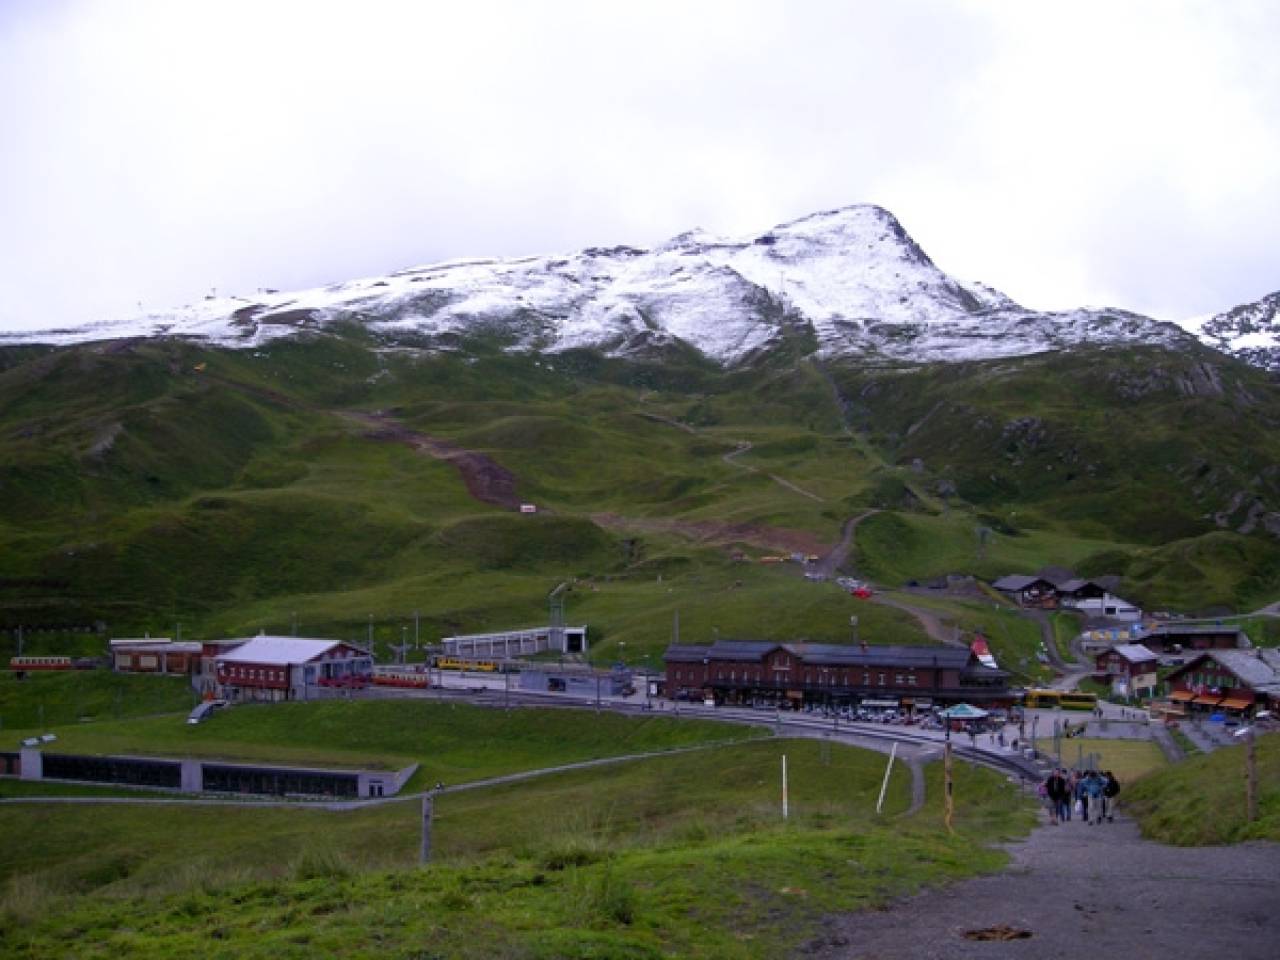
left=0, top=203, right=1205, bottom=367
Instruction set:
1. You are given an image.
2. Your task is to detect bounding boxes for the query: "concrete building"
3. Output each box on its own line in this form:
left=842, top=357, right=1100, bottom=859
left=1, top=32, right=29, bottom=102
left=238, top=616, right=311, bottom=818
left=6, top=747, right=415, bottom=798
left=215, top=636, right=372, bottom=702
left=110, top=638, right=203, bottom=674
left=440, top=625, right=588, bottom=659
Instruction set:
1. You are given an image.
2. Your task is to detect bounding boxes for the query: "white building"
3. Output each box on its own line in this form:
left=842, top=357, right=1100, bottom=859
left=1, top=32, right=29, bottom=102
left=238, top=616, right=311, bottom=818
left=440, top=625, right=588, bottom=659
left=1057, top=579, right=1142, bottom=622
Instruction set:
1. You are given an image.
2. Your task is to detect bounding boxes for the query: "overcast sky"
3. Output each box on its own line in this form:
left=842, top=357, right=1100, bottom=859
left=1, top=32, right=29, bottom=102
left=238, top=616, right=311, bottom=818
left=1, top=0, right=1277, bottom=333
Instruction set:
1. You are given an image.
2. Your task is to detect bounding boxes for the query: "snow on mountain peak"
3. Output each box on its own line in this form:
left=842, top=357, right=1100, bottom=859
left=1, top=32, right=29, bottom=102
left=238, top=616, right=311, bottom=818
left=0, top=204, right=1201, bottom=366
left=1182, top=290, right=1280, bottom=371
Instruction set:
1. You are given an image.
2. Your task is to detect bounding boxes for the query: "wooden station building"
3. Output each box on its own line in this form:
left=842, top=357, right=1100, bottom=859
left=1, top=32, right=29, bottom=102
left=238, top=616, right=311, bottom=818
left=663, top=640, right=1012, bottom=709
left=1141, top=623, right=1247, bottom=655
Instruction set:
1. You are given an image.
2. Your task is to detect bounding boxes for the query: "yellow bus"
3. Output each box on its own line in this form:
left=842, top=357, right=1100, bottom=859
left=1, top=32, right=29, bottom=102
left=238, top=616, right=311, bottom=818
left=1022, top=689, right=1059, bottom=708
left=1059, top=691, right=1098, bottom=711
left=1022, top=689, right=1098, bottom=711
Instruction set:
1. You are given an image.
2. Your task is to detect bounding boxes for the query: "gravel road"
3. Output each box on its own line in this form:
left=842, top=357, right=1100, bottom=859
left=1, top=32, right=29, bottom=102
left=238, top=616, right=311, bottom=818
left=804, top=811, right=1280, bottom=960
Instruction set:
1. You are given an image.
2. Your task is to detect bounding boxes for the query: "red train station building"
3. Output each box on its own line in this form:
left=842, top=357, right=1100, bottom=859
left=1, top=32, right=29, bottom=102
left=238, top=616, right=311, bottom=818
left=663, top=640, right=1011, bottom=709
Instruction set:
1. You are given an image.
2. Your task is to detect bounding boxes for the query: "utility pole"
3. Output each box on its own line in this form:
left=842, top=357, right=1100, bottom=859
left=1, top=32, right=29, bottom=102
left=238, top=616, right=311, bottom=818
left=414, top=610, right=420, bottom=648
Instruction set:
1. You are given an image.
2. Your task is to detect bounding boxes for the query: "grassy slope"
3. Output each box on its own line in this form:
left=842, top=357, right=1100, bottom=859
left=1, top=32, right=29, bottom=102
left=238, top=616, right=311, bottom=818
left=1047, top=737, right=1168, bottom=781
left=0, top=671, right=196, bottom=728
left=1, top=699, right=761, bottom=788
left=2, top=335, right=1279, bottom=656
left=0, top=739, right=1035, bottom=959
left=1124, top=730, right=1280, bottom=844
left=874, top=590, right=1053, bottom=684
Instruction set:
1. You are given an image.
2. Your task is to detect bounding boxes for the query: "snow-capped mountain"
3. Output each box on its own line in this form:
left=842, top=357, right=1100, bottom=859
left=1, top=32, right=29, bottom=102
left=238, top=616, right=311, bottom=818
left=1180, top=291, right=1280, bottom=372
left=0, top=205, right=1197, bottom=366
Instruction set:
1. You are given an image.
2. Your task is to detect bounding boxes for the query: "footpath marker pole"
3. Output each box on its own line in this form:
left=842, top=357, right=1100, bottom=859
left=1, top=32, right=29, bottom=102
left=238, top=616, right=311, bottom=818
left=943, top=724, right=955, bottom=834
left=876, top=742, right=898, bottom=815
left=1246, top=728, right=1258, bottom=823
left=419, top=791, right=434, bottom=865
left=781, top=754, right=789, bottom=821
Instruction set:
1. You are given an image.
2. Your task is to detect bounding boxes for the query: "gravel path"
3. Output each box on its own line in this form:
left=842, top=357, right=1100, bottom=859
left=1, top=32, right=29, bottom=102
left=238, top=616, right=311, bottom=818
left=805, top=811, right=1280, bottom=959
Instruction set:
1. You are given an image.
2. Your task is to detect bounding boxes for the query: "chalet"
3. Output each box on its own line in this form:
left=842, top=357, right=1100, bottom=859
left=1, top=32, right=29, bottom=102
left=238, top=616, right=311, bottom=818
left=1057, top=579, right=1141, bottom=621
left=1141, top=624, right=1247, bottom=655
left=1093, top=643, right=1158, bottom=697
left=663, top=640, right=1011, bottom=709
left=991, top=575, right=1058, bottom=609
left=1163, top=648, right=1280, bottom=716
left=215, top=636, right=373, bottom=703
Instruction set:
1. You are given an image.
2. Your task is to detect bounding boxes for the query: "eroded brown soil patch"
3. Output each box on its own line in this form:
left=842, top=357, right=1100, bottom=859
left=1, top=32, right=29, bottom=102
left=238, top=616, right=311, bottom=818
left=347, top=411, right=521, bottom=510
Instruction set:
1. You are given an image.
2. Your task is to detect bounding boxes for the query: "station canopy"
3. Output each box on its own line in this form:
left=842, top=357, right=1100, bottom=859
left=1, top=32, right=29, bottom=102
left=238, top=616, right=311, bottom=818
left=940, top=703, right=988, bottom=719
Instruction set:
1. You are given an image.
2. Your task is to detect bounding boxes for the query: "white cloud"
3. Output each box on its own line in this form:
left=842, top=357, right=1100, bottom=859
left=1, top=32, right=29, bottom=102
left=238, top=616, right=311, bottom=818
left=0, top=0, right=1276, bottom=332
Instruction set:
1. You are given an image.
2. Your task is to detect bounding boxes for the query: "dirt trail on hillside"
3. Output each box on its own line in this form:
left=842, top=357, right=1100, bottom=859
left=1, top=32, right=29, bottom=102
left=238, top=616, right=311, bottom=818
left=639, top=412, right=827, bottom=503
left=592, top=512, right=829, bottom=557
left=344, top=411, right=521, bottom=510
left=810, top=510, right=879, bottom=579
left=869, top=593, right=961, bottom=646
left=804, top=813, right=1280, bottom=960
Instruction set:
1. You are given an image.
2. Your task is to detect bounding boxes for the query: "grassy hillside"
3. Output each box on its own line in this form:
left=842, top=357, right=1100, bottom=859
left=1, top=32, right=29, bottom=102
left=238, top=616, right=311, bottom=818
left=1124, top=730, right=1280, bottom=844
left=0, top=736, right=1034, bottom=959
left=2, top=699, right=761, bottom=789
left=0, top=670, right=196, bottom=728
left=2, top=333, right=1279, bottom=655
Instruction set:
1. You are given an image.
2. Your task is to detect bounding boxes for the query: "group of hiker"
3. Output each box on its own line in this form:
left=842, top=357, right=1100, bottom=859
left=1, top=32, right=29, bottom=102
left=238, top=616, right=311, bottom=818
left=1039, top=768, right=1120, bottom=825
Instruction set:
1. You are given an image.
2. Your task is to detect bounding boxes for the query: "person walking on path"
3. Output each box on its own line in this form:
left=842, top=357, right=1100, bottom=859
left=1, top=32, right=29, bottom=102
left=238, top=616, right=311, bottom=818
left=1064, top=770, right=1079, bottom=821
left=1083, top=770, right=1106, bottom=825
left=1102, top=770, right=1120, bottom=822
left=1074, top=770, right=1090, bottom=823
left=1044, top=769, right=1068, bottom=825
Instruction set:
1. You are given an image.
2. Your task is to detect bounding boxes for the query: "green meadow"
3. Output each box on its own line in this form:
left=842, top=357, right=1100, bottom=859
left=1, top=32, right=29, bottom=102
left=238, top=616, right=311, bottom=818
left=0, top=726, right=1036, bottom=959
left=3, top=335, right=1280, bottom=659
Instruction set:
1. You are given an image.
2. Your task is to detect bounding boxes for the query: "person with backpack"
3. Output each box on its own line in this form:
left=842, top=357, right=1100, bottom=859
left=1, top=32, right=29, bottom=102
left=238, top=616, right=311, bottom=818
left=1102, top=770, right=1120, bottom=822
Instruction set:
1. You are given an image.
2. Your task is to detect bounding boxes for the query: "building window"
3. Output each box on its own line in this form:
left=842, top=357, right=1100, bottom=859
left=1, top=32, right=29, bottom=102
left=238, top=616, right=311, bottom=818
left=894, top=674, right=904, bottom=685
left=862, top=672, right=870, bottom=685
left=878, top=673, right=886, bottom=686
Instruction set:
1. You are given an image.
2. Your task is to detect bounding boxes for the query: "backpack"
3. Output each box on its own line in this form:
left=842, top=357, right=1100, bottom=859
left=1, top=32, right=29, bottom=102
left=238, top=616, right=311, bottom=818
left=1104, top=776, right=1119, bottom=798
